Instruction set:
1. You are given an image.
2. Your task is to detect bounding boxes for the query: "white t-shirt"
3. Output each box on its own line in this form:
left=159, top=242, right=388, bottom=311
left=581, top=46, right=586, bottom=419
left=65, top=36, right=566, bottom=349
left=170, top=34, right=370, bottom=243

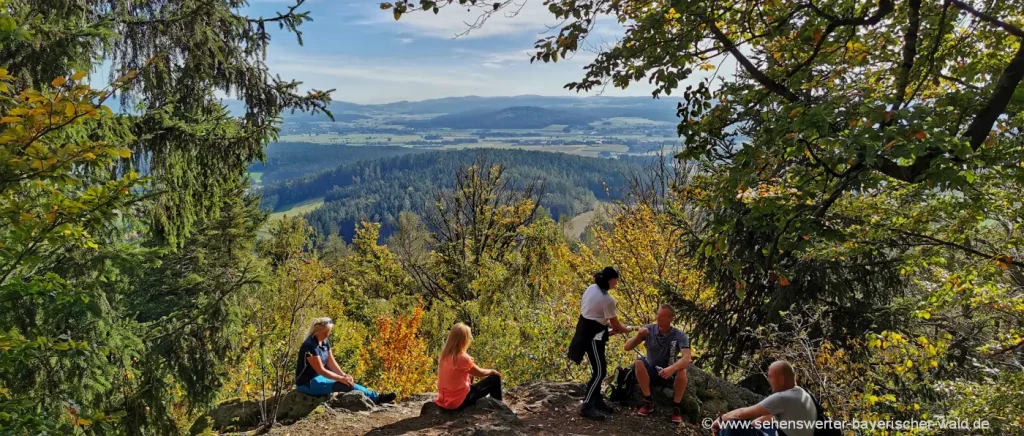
left=758, top=386, right=817, bottom=436
left=580, top=284, right=617, bottom=339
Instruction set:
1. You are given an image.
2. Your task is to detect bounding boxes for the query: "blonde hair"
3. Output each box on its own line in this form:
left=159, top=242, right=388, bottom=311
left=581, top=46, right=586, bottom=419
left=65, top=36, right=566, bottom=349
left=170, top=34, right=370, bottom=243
left=307, top=317, right=334, bottom=337
left=440, top=323, right=472, bottom=365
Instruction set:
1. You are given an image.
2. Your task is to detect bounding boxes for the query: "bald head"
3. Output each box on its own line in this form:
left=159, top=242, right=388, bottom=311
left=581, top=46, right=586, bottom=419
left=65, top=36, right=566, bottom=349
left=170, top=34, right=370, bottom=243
left=767, top=360, right=796, bottom=392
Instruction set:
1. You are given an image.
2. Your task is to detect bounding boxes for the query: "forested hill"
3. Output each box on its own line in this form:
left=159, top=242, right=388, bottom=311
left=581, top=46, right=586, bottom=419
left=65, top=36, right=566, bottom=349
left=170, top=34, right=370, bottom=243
left=250, top=143, right=424, bottom=185
left=259, top=149, right=650, bottom=241
left=410, top=106, right=598, bottom=129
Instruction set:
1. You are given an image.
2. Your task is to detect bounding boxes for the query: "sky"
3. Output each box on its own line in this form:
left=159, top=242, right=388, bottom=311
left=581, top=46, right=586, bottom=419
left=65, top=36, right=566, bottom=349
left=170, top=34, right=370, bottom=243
left=244, top=0, right=660, bottom=104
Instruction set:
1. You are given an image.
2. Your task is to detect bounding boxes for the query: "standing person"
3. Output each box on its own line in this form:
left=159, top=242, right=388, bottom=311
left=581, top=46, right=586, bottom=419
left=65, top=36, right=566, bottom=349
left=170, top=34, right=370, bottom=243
left=624, top=304, right=692, bottom=423
left=294, top=317, right=397, bottom=405
left=435, top=323, right=504, bottom=410
left=568, top=266, right=629, bottom=421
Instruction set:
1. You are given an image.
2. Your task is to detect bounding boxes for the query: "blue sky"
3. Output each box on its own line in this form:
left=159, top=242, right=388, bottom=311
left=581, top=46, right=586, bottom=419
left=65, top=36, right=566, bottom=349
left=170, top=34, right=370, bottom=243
left=244, top=0, right=661, bottom=104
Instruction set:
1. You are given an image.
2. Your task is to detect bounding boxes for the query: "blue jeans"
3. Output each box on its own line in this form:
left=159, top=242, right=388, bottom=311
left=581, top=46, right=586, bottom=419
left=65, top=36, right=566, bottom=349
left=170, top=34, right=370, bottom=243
left=296, top=375, right=379, bottom=402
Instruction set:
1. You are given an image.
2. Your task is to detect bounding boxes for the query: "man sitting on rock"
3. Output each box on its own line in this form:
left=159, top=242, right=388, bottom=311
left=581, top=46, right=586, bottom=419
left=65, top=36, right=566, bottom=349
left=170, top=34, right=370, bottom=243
left=711, top=361, right=817, bottom=436
left=624, top=304, right=692, bottom=423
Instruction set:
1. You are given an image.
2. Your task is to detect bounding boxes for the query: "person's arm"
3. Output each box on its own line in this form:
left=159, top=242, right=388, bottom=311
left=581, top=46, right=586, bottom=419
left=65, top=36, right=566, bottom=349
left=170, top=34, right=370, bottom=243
left=721, top=404, right=771, bottom=422
left=327, top=350, right=345, bottom=375
left=468, top=364, right=500, bottom=378
left=623, top=328, right=648, bottom=351
left=308, top=355, right=353, bottom=386
left=327, top=350, right=355, bottom=386
left=602, top=317, right=626, bottom=333
left=666, top=348, right=693, bottom=373
left=604, top=297, right=628, bottom=335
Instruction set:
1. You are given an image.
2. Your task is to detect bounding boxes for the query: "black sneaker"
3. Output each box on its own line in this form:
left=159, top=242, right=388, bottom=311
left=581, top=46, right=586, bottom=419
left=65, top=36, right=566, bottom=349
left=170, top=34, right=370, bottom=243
left=375, top=392, right=397, bottom=405
left=579, top=404, right=606, bottom=421
left=595, top=399, right=615, bottom=415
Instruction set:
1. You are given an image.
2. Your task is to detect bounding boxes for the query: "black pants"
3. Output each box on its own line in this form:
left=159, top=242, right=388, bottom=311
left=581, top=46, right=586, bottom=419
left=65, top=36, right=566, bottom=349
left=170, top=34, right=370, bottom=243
left=583, top=335, right=607, bottom=407
left=458, top=374, right=503, bottom=409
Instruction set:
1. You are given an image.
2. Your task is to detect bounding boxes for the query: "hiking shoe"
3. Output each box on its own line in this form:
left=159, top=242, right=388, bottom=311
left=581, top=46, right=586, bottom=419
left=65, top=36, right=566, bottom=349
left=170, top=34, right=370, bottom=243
left=636, top=400, right=655, bottom=416
left=670, top=406, right=683, bottom=423
left=375, top=392, right=397, bottom=405
left=595, top=399, right=615, bottom=415
left=579, top=405, right=606, bottom=421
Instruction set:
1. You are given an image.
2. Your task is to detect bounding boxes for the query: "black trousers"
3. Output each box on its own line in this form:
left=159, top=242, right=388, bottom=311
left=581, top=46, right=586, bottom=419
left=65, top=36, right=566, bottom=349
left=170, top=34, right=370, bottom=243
left=583, top=335, right=607, bottom=407
left=458, top=374, right=503, bottom=409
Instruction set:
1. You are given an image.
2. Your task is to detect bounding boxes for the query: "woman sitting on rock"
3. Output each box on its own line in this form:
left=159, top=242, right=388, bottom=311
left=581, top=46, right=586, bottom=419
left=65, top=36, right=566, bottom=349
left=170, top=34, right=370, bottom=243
left=294, top=317, right=396, bottom=405
left=435, top=323, right=503, bottom=410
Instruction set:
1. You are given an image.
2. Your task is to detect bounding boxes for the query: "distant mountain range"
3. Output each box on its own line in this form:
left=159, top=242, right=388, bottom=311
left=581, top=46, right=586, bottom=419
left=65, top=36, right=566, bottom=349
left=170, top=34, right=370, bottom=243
left=109, top=95, right=686, bottom=127
left=223, top=95, right=685, bottom=126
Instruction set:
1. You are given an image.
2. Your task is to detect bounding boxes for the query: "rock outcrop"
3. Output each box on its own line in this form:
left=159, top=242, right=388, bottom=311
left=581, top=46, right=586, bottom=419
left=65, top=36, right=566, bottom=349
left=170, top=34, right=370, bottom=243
left=419, top=397, right=525, bottom=436
left=646, top=365, right=765, bottom=422
left=191, top=390, right=378, bottom=433
left=196, top=367, right=761, bottom=435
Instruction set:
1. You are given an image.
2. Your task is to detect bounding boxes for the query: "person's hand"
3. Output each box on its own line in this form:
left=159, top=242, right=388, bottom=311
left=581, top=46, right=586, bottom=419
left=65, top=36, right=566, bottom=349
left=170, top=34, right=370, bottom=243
left=658, top=367, right=674, bottom=379
left=339, top=375, right=354, bottom=387
left=489, top=369, right=501, bottom=377
left=637, top=328, right=649, bottom=339
left=711, top=418, right=721, bottom=436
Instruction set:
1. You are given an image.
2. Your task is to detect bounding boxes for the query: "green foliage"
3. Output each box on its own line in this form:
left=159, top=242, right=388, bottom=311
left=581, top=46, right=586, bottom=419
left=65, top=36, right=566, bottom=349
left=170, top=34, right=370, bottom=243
left=396, top=1, right=1024, bottom=432
left=0, top=0, right=333, bottom=433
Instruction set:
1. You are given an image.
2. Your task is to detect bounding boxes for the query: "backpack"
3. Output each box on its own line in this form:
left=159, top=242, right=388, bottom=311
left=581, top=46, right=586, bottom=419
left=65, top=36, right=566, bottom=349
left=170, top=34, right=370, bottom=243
left=810, top=393, right=841, bottom=436
left=606, top=366, right=638, bottom=404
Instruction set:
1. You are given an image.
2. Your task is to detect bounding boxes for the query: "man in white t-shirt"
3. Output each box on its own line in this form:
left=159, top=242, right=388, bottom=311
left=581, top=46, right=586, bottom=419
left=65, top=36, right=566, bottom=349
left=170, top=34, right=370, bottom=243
left=712, top=361, right=817, bottom=436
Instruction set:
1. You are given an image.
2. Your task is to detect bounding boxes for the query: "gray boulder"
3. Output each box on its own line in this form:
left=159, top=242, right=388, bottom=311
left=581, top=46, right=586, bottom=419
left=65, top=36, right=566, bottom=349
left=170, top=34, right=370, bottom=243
left=328, top=390, right=376, bottom=412
left=417, top=397, right=524, bottom=435
left=276, top=390, right=332, bottom=422
left=193, top=389, right=379, bottom=433
left=623, top=365, right=764, bottom=423
left=420, top=396, right=517, bottom=420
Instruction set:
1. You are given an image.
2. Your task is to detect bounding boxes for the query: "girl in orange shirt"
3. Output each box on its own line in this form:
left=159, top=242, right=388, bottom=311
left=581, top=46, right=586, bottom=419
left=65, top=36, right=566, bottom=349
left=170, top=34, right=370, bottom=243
left=435, top=323, right=503, bottom=410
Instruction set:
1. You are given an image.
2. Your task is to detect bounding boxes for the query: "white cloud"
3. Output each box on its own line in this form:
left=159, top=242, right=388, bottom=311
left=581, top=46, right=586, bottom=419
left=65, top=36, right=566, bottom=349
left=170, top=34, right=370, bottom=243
left=364, top=0, right=558, bottom=39
left=268, top=52, right=489, bottom=89
left=398, top=37, right=415, bottom=44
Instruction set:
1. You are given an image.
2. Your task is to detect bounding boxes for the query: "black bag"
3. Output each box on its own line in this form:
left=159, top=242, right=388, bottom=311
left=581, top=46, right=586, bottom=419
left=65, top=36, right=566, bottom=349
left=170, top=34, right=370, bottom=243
left=606, top=366, right=637, bottom=404
left=810, top=393, right=842, bottom=436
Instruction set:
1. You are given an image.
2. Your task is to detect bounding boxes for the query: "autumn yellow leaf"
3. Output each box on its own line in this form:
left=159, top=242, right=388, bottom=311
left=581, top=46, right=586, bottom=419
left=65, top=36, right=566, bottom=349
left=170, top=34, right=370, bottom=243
left=51, top=76, right=67, bottom=87
left=910, top=130, right=928, bottom=140
left=72, top=71, right=88, bottom=81
left=0, top=116, right=23, bottom=123
left=118, top=149, right=132, bottom=158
